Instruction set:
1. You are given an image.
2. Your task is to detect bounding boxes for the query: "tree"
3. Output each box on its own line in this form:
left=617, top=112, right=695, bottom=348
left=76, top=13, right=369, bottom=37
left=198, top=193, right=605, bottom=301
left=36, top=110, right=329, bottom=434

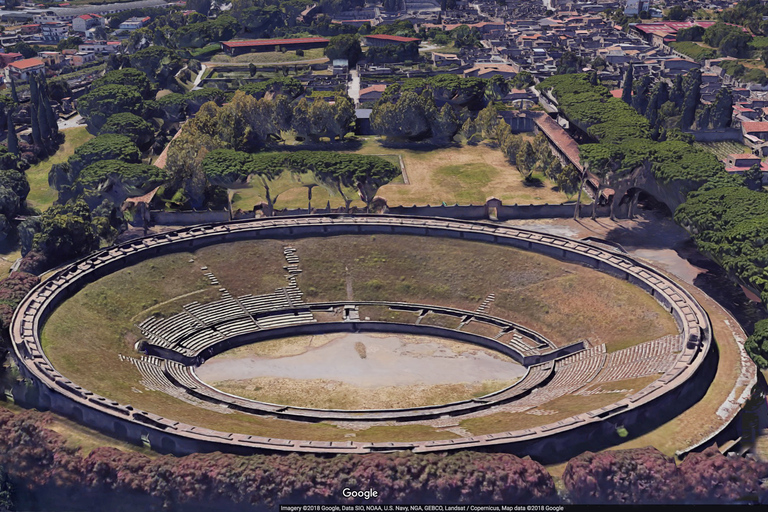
left=430, top=104, right=459, bottom=144
left=57, top=36, right=83, bottom=51
left=47, top=79, right=72, bottom=102
left=485, top=74, right=509, bottom=102
left=516, top=141, right=536, bottom=179
left=201, top=149, right=252, bottom=188
left=510, top=71, right=534, bottom=90
left=621, top=64, right=633, bottom=106
left=100, top=113, right=155, bottom=148
left=68, top=134, right=141, bottom=174
left=557, top=51, right=583, bottom=75
left=77, top=85, right=145, bottom=131
left=6, top=111, right=17, bottom=158
left=743, top=163, right=764, bottom=192
left=32, top=199, right=97, bottom=264
left=709, top=88, right=733, bottom=129
left=370, top=91, right=433, bottom=140
left=680, top=69, right=701, bottom=130
left=129, top=46, right=183, bottom=88
left=324, top=34, right=363, bottom=65
left=186, top=0, right=211, bottom=15
left=92, top=68, right=154, bottom=100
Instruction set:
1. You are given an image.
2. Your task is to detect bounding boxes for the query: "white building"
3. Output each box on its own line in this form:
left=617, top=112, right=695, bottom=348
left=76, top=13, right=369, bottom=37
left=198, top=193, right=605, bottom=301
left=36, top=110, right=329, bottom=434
left=118, top=16, right=150, bottom=31
left=78, top=41, right=121, bottom=54
left=41, top=22, right=69, bottom=42
left=73, top=14, right=104, bottom=34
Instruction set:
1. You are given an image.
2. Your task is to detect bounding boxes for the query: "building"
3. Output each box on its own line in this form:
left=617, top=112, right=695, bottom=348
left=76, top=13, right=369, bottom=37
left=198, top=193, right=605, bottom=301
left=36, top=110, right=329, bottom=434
left=78, top=41, right=121, bottom=54
left=5, top=58, right=45, bottom=81
left=221, top=37, right=329, bottom=56
left=358, top=84, right=386, bottom=104
left=0, top=53, right=23, bottom=68
left=41, top=21, right=69, bottom=42
left=362, top=34, right=420, bottom=47
left=624, top=0, right=650, bottom=16
left=17, top=24, right=41, bottom=35
left=118, top=16, right=151, bottom=31
left=70, top=51, right=96, bottom=66
left=73, top=13, right=104, bottom=34
left=38, top=51, right=63, bottom=66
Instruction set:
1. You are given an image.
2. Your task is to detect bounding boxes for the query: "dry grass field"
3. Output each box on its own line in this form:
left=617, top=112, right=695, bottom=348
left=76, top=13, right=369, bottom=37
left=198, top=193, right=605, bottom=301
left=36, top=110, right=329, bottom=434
left=230, top=140, right=573, bottom=211
left=39, top=234, right=678, bottom=443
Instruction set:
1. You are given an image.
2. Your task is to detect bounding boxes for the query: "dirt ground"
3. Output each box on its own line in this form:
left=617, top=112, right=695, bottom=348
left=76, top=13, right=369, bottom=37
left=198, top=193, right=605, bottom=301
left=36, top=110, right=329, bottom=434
left=198, top=332, right=524, bottom=409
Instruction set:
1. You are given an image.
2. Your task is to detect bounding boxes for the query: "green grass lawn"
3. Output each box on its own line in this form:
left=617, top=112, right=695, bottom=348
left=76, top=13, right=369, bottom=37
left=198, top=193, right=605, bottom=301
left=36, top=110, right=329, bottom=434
left=669, top=41, right=717, bottom=61
left=25, top=127, right=93, bottom=212
left=209, top=48, right=327, bottom=65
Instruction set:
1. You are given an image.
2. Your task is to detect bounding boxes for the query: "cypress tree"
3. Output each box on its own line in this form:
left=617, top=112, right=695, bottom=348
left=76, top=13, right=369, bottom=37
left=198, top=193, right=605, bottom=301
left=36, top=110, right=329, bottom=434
left=621, top=64, right=633, bottom=106
left=28, top=74, right=38, bottom=109
left=6, top=111, right=17, bottom=157
left=37, top=95, right=50, bottom=141
left=39, top=75, right=57, bottom=136
left=9, top=79, right=18, bottom=104
left=30, top=103, right=41, bottom=147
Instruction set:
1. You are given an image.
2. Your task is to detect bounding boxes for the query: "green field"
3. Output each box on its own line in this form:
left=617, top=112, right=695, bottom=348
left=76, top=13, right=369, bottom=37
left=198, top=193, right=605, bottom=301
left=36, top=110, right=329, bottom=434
left=231, top=139, right=574, bottom=211
left=669, top=41, right=717, bottom=61
left=26, top=127, right=93, bottom=212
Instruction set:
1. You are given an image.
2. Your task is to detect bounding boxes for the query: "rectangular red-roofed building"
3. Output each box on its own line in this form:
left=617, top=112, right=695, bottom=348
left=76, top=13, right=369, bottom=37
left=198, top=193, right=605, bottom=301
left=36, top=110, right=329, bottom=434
left=221, top=37, right=329, bottom=56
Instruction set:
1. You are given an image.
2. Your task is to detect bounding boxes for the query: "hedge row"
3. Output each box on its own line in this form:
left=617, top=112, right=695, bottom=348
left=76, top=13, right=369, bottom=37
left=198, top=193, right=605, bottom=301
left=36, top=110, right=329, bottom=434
left=0, top=408, right=764, bottom=511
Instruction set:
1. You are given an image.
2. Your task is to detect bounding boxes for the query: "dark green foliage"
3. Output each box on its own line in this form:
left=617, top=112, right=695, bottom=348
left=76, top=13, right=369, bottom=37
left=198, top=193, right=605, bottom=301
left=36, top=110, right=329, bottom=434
left=681, top=69, right=701, bottom=130
left=746, top=318, right=768, bottom=367
left=6, top=112, right=17, bottom=158
left=47, top=79, right=72, bottom=103
left=0, top=169, right=29, bottom=202
left=92, top=68, right=154, bottom=100
left=703, top=22, right=753, bottom=57
left=77, top=85, right=145, bottom=132
left=239, top=77, right=304, bottom=99
left=78, top=160, right=166, bottom=194
left=676, top=25, right=705, bottom=42
left=366, top=41, right=419, bottom=64
left=449, top=24, right=480, bottom=48
left=510, top=71, right=534, bottom=90
left=557, top=51, right=583, bottom=75
left=371, top=90, right=435, bottom=140
left=743, top=163, right=764, bottom=191
left=68, top=134, right=141, bottom=174
left=324, top=34, right=362, bottom=65
left=100, top=113, right=155, bottom=148
left=32, top=199, right=97, bottom=264
left=129, top=46, right=183, bottom=88
left=174, top=15, right=240, bottom=48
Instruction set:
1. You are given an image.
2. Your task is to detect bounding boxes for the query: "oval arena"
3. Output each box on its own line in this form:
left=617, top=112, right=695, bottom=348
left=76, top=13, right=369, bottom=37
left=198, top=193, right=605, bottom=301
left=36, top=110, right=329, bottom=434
left=10, top=215, right=714, bottom=459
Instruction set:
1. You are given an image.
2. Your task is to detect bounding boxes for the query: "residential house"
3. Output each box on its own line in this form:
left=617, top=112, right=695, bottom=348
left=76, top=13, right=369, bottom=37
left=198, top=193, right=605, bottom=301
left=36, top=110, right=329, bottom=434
left=118, top=16, right=150, bottom=31
left=5, top=57, right=45, bottom=81
left=73, top=13, right=104, bottom=34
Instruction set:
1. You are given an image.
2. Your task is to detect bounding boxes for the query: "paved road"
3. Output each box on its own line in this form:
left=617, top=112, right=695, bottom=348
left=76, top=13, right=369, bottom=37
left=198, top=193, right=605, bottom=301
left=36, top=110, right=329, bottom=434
left=348, top=69, right=360, bottom=106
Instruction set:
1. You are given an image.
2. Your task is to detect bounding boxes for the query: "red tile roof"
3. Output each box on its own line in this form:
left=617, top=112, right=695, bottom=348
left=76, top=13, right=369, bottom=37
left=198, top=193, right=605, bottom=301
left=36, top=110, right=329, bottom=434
left=9, top=58, right=44, bottom=70
left=533, top=113, right=582, bottom=172
left=742, top=121, right=768, bottom=133
left=364, top=34, right=420, bottom=43
left=222, top=37, right=329, bottom=48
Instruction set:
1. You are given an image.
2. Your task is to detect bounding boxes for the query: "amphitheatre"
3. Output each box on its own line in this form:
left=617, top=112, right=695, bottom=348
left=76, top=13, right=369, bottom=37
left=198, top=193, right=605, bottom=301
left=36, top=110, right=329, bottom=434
left=9, top=214, right=727, bottom=459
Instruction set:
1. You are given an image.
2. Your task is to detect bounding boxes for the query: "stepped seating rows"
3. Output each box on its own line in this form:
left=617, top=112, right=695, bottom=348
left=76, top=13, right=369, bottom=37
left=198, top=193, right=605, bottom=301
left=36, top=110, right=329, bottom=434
left=139, top=313, right=200, bottom=348
left=586, top=335, right=682, bottom=386
left=509, top=346, right=607, bottom=410
left=185, top=296, right=246, bottom=326
left=256, top=311, right=316, bottom=330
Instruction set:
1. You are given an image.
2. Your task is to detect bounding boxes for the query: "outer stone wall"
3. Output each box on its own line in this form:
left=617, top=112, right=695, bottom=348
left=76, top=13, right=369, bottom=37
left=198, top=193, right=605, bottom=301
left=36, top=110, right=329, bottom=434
left=10, top=214, right=718, bottom=457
